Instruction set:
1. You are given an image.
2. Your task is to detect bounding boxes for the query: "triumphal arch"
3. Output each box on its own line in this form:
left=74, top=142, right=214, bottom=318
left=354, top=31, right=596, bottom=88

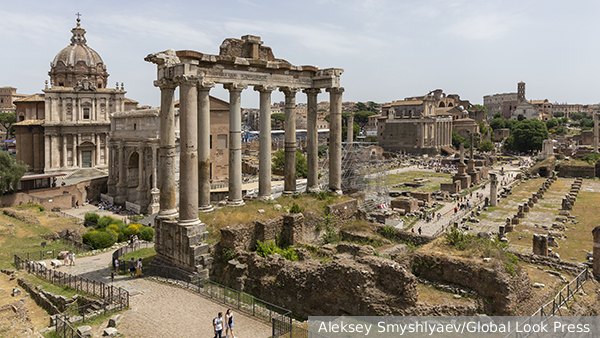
left=145, top=35, right=344, bottom=276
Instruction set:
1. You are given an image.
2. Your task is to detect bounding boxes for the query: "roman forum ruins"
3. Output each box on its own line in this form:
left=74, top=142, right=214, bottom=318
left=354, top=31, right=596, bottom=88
left=145, top=35, right=344, bottom=275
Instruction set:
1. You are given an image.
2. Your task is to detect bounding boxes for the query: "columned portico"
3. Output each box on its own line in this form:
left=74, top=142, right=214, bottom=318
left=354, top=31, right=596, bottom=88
left=225, top=83, right=247, bottom=207
left=281, top=87, right=298, bottom=195
left=327, top=87, right=344, bottom=195
left=255, top=85, right=276, bottom=201
left=304, top=88, right=321, bottom=193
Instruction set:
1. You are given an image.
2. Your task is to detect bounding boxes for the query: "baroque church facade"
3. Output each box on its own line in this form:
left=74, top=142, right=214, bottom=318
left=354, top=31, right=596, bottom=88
left=14, top=18, right=136, bottom=174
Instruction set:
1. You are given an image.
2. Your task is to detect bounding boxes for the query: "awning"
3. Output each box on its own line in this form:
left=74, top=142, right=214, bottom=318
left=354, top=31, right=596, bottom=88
left=1, top=139, right=15, bottom=143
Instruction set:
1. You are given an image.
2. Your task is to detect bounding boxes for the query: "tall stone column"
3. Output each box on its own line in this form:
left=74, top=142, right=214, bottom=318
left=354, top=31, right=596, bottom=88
left=281, top=87, right=298, bottom=195
left=197, top=82, right=215, bottom=212
left=490, top=172, right=498, bottom=207
left=225, top=83, right=247, bottom=206
left=148, top=144, right=160, bottom=214
left=304, top=88, right=321, bottom=193
left=155, top=79, right=178, bottom=220
left=255, top=85, right=276, bottom=201
left=136, top=142, right=147, bottom=206
left=177, top=76, right=201, bottom=226
left=107, top=142, right=117, bottom=196
left=62, top=135, right=68, bottom=168
left=594, top=112, right=598, bottom=153
left=115, top=140, right=127, bottom=204
left=347, top=114, right=354, bottom=142
left=77, top=133, right=82, bottom=167
left=72, top=134, right=78, bottom=167
left=327, top=87, right=344, bottom=195
left=593, top=226, right=600, bottom=277
left=103, top=134, right=109, bottom=166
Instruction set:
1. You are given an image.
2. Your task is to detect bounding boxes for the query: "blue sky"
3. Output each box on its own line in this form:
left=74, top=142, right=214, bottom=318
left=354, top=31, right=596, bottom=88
left=2, top=0, right=600, bottom=108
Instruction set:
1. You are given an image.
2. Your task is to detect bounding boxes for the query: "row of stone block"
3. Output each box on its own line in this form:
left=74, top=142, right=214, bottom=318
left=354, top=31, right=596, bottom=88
left=562, top=177, right=583, bottom=210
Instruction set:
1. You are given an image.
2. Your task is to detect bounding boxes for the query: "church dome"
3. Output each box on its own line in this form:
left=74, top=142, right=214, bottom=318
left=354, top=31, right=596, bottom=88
left=49, top=17, right=109, bottom=89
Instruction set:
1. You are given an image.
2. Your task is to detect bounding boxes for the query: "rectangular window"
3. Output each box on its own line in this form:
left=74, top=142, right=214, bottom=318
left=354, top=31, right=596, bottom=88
left=217, top=134, right=227, bottom=149
left=83, top=108, right=90, bottom=119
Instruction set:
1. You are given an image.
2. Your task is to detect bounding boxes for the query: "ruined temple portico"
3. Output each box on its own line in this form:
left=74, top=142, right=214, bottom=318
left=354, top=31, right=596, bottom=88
left=145, top=36, right=344, bottom=276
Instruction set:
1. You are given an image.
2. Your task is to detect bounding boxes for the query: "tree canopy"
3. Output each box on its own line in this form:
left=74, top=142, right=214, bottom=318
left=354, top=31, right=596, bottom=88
left=452, top=130, right=470, bottom=149
left=503, top=119, right=548, bottom=152
left=0, top=112, right=16, bottom=139
left=553, top=111, right=564, bottom=118
left=271, top=113, right=285, bottom=121
left=0, top=151, right=27, bottom=193
left=271, top=149, right=307, bottom=178
left=354, top=110, right=377, bottom=125
left=493, top=112, right=502, bottom=119
left=354, top=101, right=380, bottom=113
left=479, top=140, right=494, bottom=152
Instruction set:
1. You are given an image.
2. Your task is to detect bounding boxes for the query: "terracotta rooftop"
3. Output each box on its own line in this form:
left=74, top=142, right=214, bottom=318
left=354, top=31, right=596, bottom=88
left=14, top=119, right=44, bottom=126
left=14, top=94, right=45, bottom=102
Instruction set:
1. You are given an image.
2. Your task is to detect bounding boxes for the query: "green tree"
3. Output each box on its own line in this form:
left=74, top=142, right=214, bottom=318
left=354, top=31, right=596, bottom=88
left=493, top=112, right=502, bottom=119
left=0, top=151, right=27, bottom=193
left=354, top=110, right=377, bottom=125
left=553, top=111, right=564, bottom=118
left=271, top=113, right=285, bottom=121
left=0, top=112, right=16, bottom=139
left=479, top=140, right=494, bottom=152
left=489, top=118, right=505, bottom=130
left=570, top=112, right=588, bottom=121
left=546, top=118, right=559, bottom=130
left=271, top=149, right=307, bottom=178
left=477, top=121, right=489, bottom=136
left=452, top=130, right=470, bottom=149
left=503, top=119, right=548, bottom=152
left=517, top=114, right=525, bottom=121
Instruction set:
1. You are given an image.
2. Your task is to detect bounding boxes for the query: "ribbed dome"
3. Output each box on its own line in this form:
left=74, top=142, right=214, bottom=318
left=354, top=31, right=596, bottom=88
left=48, top=18, right=109, bottom=89
left=52, top=44, right=104, bottom=68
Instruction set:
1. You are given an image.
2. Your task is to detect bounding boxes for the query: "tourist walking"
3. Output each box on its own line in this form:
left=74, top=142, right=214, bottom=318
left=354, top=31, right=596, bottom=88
left=225, top=309, right=234, bottom=338
left=136, top=258, right=143, bottom=277
left=418, top=227, right=422, bottom=235
left=69, top=251, right=75, bottom=266
left=128, top=258, right=136, bottom=277
left=213, top=312, right=224, bottom=338
left=114, top=258, right=119, bottom=273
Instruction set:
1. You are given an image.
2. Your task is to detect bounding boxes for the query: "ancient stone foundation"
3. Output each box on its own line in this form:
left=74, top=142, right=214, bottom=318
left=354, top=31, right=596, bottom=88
left=532, top=234, right=549, bottom=257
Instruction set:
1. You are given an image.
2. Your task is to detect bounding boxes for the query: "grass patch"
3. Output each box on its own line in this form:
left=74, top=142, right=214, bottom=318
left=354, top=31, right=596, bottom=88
left=553, top=191, right=600, bottom=261
left=118, top=247, right=156, bottom=273
left=22, top=274, right=82, bottom=299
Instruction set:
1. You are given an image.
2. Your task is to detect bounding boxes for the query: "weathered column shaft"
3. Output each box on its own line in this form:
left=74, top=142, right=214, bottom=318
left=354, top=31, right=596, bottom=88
left=115, top=140, right=127, bottom=204
left=327, top=87, right=344, bottom=194
left=178, top=78, right=200, bottom=225
left=304, top=88, right=321, bottom=192
left=107, top=142, right=117, bottom=196
left=96, top=134, right=101, bottom=167
left=151, top=145, right=158, bottom=190
left=156, top=80, right=178, bottom=219
left=490, top=173, right=498, bottom=207
left=347, top=114, right=354, bottom=142
left=226, top=83, right=247, bottom=206
left=44, top=135, right=50, bottom=170
left=282, top=87, right=298, bottom=195
left=256, top=85, right=275, bottom=200
left=198, top=83, right=214, bottom=212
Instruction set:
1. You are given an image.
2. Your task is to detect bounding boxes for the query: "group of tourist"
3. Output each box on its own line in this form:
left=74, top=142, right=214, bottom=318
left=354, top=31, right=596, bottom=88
left=213, top=309, right=235, bottom=338
left=62, top=250, right=76, bottom=266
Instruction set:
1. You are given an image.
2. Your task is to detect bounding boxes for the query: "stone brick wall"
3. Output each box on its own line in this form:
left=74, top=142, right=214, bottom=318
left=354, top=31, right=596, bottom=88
left=411, top=251, right=532, bottom=315
left=558, top=162, right=595, bottom=178
left=154, top=219, right=209, bottom=276
left=441, top=181, right=460, bottom=194
left=325, top=199, right=358, bottom=222
left=218, top=251, right=417, bottom=318
left=373, top=224, right=434, bottom=246
left=410, top=191, right=431, bottom=204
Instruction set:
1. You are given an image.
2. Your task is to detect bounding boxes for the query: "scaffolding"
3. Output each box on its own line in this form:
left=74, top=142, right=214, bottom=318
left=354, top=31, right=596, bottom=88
left=319, top=142, right=393, bottom=206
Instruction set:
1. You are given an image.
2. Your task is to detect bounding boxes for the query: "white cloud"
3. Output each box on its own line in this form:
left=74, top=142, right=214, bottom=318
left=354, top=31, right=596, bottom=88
left=444, top=13, right=522, bottom=41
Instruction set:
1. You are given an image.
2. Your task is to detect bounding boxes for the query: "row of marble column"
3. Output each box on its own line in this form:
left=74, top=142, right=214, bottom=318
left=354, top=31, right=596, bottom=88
left=108, top=140, right=159, bottom=207
left=435, top=120, right=452, bottom=148
left=155, top=76, right=344, bottom=227
left=44, top=133, right=108, bottom=170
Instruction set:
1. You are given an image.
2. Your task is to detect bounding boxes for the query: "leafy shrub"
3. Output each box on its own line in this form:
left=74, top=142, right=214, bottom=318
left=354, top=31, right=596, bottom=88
left=82, top=229, right=117, bottom=249
left=380, top=225, right=397, bottom=241
left=290, top=202, right=305, bottom=214
left=254, top=240, right=298, bottom=261
left=97, top=216, right=113, bottom=228
left=321, top=227, right=339, bottom=244
left=85, top=212, right=100, bottom=224
left=138, top=226, right=154, bottom=241
left=38, top=205, right=45, bottom=212
left=580, top=152, right=600, bottom=164
left=126, top=223, right=143, bottom=237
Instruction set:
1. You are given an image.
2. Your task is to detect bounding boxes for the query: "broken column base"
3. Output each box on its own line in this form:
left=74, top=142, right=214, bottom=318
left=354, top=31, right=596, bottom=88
left=150, top=218, right=211, bottom=279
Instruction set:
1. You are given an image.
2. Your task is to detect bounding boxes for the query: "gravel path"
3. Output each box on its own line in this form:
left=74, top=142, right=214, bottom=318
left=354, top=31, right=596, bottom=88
left=39, top=248, right=271, bottom=337
left=118, top=279, right=271, bottom=338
